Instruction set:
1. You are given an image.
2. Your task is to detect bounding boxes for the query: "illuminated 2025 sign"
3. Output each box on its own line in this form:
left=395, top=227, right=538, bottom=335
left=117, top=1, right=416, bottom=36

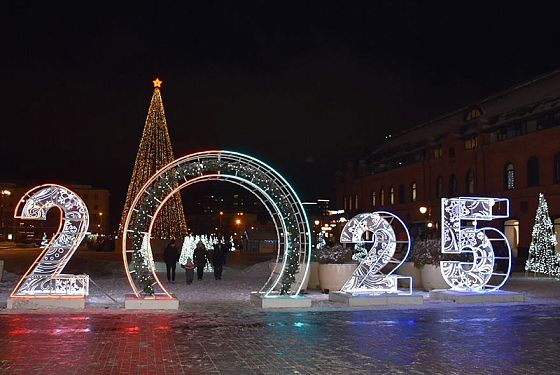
left=11, top=184, right=89, bottom=298
left=340, top=211, right=412, bottom=295
left=441, top=197, right=512, bottom=292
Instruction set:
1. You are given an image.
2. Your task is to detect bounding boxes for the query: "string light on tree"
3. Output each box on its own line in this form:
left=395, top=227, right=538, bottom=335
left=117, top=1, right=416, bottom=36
left=119, top=78, right=187, bottom=240
left=525, top=193, right=560, bottom=278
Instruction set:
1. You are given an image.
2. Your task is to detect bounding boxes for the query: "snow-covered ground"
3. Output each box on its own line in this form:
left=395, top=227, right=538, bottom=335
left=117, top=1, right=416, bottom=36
left=0, top=261, right=559, bottom=313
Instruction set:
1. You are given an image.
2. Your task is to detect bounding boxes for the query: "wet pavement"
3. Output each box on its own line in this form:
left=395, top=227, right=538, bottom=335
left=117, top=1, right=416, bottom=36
left=0, top=303, right=559, bottom=374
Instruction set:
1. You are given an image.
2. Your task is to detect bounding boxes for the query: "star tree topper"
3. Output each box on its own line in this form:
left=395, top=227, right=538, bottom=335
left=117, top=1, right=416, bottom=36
left=153, top=78, right=162, bottom=88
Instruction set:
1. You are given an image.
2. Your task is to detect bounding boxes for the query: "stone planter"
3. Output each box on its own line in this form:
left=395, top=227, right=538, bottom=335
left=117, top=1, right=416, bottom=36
left=268, top=263, right=310, bottom=293
left=395, top=261, right=422, bottom=288
left=420, top=264, right=449, bottom=291
left=318, top=263, right=358, bottom=293
left=307, top=261, right=320, bottom=289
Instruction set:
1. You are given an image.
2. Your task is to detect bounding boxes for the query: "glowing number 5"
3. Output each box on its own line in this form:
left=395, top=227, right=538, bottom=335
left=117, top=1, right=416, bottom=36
left=11, top=184, right=90, bottom=298
left=340, top=212, right=412, bottom=295
left=441, top=197, right=512, bottom=292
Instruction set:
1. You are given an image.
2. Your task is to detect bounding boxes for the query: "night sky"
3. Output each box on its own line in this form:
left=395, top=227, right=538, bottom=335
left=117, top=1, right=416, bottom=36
left=2, top=3, right=560, bottom=227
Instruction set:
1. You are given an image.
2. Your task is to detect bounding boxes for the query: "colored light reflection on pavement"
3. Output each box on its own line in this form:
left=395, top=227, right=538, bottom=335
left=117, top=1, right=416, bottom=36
left=0, top=304, right=559, bottom=374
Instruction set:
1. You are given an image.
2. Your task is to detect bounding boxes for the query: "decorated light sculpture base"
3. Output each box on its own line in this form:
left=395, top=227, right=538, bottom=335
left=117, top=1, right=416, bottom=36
left=124, top=294, right=179, bottom=310
left=250, top=293, right=311, bottom=309
left=429, top=289, right=524, bottom=304
left=430, top=197, right=524, bottom=304
left=7, top=295, right=87, bottom=310
left=121, top=151, right=311, bottom=310
left=328, top=211, right=423, bottom=306
left=8, top=185, right=91, bottom=310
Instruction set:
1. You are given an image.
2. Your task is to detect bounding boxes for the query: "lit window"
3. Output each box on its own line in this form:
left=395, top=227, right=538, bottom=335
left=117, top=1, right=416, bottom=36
left=390, top=187, right=395, bottom=205
left=505, top=163, right=515, bottom=190
left=434, top=147, right=443, bottom=158
left=372, top=191, right=376, bottom=206
left=464, top=138, right=477, bottom=150
left=380, top=189, right=385, bottom=206
left=466, top=108, right=482, bottom=121
left=355, top=194, right=359, bottom=210
left=349, top=195, right=353, bottom=210
left=411, top=183, right=417, bottom=202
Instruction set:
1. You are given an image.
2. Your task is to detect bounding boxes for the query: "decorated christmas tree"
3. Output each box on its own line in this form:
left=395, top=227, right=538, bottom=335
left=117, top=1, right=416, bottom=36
left=525, top=193, right=560, bottom=278
left=40, top=232, right=48, bottom=248
left=119, top=79, right=187, bottom=240
left=179, top=235, right=195, bottom=265
left=316, top=233, right=326, bottom=249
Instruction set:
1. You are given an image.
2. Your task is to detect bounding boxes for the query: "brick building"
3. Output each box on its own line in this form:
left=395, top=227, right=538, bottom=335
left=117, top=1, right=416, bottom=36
left=336, top=70, right=560, bottom=262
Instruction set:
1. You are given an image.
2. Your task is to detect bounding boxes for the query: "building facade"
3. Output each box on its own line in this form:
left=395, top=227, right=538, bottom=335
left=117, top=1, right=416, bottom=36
left=336, top=70, right=560, bottom=264
left=0, top=182, right=110, bottom=243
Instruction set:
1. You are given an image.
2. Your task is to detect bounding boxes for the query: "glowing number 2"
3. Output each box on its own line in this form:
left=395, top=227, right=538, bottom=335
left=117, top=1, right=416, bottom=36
left=340, top=211, right=412, bottom=295
left=11, top=184, right=90, bottom=298
left=441, top=197, right=512, bottom=292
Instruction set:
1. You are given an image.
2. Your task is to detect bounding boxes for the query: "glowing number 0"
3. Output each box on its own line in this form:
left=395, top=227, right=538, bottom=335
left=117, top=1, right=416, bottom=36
left=340, top=212, right=412, bottom=295
left=441, top=197, right=512, bottom=292
left=11, top=184, right=90, bottom=298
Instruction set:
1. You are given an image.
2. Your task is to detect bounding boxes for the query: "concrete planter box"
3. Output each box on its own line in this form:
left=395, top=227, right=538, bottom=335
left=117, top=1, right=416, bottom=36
left=318, top=263, right=358, bottom=292
left=269, top=263, right=310, bottom=293
left=395, top=261, right=422, bottom=288
left=307, top=261, right=320, bottom=289
left=420, top=264, right=449, bottom=291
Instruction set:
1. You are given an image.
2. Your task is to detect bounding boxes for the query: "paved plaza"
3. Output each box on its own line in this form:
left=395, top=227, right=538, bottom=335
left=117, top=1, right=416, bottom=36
left=0, top=302, right=559, bottom=374
left=0, top=247, right=559, bottom=374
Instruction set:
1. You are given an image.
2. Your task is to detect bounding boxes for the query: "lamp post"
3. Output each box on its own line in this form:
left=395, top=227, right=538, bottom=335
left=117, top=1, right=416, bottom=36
left=419, top=205, right=434, bottom=232
left=1, top=190, right=11, bottom=241
left=219, top=211, right=223, bottom=234
left=99, top=212, right=103, bottom=233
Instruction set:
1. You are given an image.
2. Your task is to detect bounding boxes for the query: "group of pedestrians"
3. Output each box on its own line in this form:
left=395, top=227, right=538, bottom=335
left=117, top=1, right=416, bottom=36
left=162, top=240, right=229, bottom=284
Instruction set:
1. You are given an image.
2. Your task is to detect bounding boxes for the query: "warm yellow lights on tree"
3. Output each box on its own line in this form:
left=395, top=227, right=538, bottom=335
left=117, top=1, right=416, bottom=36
left=119, top=80, right=187, bottom=240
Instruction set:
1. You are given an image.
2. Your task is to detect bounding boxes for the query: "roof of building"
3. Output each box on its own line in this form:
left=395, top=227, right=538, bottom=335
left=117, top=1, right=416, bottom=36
left=360, top=68, right=560, bottom=164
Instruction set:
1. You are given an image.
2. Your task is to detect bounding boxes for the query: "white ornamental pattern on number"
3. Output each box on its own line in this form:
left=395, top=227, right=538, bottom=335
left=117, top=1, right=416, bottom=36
left=340, top=212, right=412, bottom=295
left=11, top=185, right=90, bottom=297
left=441, top=197, right=512, bottom=292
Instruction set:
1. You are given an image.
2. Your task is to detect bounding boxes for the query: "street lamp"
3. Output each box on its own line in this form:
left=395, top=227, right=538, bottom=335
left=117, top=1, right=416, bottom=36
left=219, top=211, right=223, bottom=234
left=99, top=212, right=103, bottom=233
left=419, top=206, right=428, bottom=214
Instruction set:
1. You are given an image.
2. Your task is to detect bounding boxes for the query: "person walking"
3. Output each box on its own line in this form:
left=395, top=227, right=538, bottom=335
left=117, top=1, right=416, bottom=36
left=193, top=241, right=207, bottom=280
left=163, top=240, right=180, bottom=283
left=213, top=242, right=226, bottom=280
left=183, top=257, right=195, bottom=284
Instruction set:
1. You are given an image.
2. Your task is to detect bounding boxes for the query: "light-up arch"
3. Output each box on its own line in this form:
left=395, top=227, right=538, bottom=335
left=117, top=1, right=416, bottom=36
left=122, top=150, right=311, bottom=299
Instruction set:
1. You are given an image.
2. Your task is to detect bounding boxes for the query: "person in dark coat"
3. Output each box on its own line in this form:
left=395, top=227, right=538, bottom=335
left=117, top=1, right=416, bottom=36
left=163, top=240, right=180, bottom=283
left=213, top=242, right=226, bottom=280
left=193, top=241, right=207, bottom=280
